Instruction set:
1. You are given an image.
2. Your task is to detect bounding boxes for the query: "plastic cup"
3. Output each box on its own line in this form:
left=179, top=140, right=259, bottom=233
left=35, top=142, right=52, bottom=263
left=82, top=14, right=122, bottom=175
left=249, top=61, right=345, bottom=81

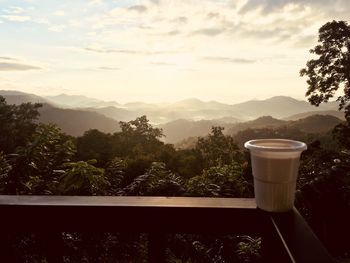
left=244, top=139, right=307, bottom=212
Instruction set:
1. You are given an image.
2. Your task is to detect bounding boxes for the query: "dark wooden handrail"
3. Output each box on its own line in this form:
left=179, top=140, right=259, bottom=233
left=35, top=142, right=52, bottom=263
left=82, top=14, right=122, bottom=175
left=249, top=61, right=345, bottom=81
left=0, top=195, right=333, bottom=262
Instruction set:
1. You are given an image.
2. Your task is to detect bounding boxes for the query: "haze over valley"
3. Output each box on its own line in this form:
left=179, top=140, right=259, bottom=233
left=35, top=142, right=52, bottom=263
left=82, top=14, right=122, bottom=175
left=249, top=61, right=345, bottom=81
left=0, top=90, right=344, bottom=143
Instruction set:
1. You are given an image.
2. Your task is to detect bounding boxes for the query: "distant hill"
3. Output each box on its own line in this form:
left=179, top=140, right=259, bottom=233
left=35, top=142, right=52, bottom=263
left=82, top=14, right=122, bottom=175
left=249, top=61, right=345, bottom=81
left=161, top=114, right=343, bottom=144
left=230, top=96, right=338, bottom=119
left=284, top=110, right=345, bottom=121
left=0, top=90, right=51, bottom=105
left=227, top=116, right=286, bottom=135
left=0, top=90, right=344, bottom=139
left=84, top=106, right=140, bottom=122
left=158, top=119, right=230, bottom=144
left=169, top=98, right=232, bottom=111
left=288, top=115, right=343, bottom=133
left=39, top=105, right=120, bottom=136
left=37, top=92, right=343, bottom=123
left=45, top=94, right=120, bottom=108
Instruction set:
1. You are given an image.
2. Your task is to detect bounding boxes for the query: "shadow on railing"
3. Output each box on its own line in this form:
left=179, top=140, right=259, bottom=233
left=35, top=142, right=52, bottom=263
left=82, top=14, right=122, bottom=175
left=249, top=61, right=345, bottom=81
left=0, top=196, right=333, bottom=262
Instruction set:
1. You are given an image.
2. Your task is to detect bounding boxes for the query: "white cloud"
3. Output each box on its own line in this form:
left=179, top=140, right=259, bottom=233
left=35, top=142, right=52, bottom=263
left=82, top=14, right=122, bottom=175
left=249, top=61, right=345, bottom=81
left=88, top=0, right=104, bottom=6
left=53, top=10, right=65, bottom=17
left=1, top=15, right=31, bottom=22
left=3, top=6, right=25, bottom=14
left=0, top=62, right=41, bottom=71
left=48, top=25, right=66, bottom=32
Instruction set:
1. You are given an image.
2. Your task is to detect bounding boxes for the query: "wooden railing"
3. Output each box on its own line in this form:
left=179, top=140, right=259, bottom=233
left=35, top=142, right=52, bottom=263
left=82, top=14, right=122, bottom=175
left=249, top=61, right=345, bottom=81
left=0, top=196, right=333, bottom=262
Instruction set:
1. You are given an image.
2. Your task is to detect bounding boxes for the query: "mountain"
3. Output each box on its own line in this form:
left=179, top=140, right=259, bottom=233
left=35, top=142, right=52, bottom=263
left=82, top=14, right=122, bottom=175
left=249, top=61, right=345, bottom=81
left=289, top=115, right=343, bottom=133
left=45, top=94, right=120, bottom=108
left=227, top=116, right=287, bottom=135
left=0, top=90, right=344, bottom=138
left=161, top=116, right=287, bottom=145
left=0, top=90, right=51, bottom=105
left=168, top=98, right=231, bottom=110
left=39, top=93, right=342, bottom=123
left=284, top=110, right=345, bottom=121
left=230, top=96, right=338, bottom=119
left=159, top=119, right=232, bottom=143
left=161, top=114, right=343, bottom=144
left=39, top=105, right=120, bottom=136
left=84, top=106, right=139, bottom=122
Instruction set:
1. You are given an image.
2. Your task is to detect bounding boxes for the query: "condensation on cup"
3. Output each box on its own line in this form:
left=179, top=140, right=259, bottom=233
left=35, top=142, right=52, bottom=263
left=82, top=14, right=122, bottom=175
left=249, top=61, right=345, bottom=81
left=244, top=139, right=307, bottom=212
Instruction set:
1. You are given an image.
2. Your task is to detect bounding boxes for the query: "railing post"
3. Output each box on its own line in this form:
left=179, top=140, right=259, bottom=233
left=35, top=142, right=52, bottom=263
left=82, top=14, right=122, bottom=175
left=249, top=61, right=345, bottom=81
left=149, top=232, right=166, bottom=263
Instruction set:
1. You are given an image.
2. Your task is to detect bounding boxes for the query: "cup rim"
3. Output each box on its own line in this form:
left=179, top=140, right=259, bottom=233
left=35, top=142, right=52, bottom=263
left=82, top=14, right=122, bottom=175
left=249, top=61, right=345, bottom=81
left=244, top=139, right=307, bottom=152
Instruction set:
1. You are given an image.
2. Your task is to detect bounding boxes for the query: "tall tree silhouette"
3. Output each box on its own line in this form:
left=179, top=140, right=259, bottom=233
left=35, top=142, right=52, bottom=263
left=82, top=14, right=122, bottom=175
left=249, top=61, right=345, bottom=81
left=300, top=20, right=350, bottom=121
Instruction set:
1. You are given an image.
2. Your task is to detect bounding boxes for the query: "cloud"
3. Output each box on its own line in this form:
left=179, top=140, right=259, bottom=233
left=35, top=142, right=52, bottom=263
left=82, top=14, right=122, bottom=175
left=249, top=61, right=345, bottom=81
left=53, top=10, right=66, bottom=17
left=48, top=25, right=66, bottom=32
left=0, top=62, right=41, bottom=71
left=1, top=15, right=31, bottom=22
left=167, top=30, right=181, bottom=36
left=3, top=6, right=25, bottom=14
left=148, top=0, right=160, bottom=4
left=203, top=56, right=256, bottom=64
left=128, top=5, right=148, bottom=13
left=84, top=47, right=177, bottom=55
left=293, top=34, right=317, bottom=48
left=239, top=0, right=350, bottom=15
left=84, top=47, right=145, bottom=55
left=97, top=66, right=120, bottom=70
left=0, top=56, right=17, bottom=61
left=171, top=16, right=188, bottom=24
left=191, top=28, right=224, bottom=36
left=88, top=0, right=104, bottom=6
left=150, top=62, right=175, bottom=66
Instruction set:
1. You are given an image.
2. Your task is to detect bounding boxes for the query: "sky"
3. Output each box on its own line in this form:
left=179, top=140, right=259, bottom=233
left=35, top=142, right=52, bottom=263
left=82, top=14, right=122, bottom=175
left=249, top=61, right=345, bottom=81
left=0, top=0, right=349, bottom=104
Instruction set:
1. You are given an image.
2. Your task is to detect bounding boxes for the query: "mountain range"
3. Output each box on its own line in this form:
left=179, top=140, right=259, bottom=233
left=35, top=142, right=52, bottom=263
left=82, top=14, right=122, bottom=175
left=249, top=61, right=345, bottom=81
left=0, top=90, right=345, bottom=140
left=44, top=93, right=341, bottom=124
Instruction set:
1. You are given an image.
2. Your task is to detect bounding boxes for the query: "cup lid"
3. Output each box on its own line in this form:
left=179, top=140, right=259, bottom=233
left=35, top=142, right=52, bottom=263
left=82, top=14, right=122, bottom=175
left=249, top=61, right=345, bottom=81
left=244, top=139, right=307, bottom=152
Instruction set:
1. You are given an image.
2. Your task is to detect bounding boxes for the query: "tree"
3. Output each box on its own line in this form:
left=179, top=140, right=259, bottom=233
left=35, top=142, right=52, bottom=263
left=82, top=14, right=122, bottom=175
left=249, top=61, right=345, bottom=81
left=112, top=116, right=168, bottom=181
left=186, top=162, right=251, bottom=197
left=117, top=116, right=164, bottom=154
left=7, top=124, right=76, bottom=194
left=299, top=20, right=350, bottom=257
left=77, top=129, right=113, bottom=166
left=0, top=152, right=11, bottom=193
left=300, top=20, right=350, bottom=120
left=59, top=160, right=108, bottom=195
left=0, top=96, right=41, bottom=153
left=196, top=126, right=242, bottom=167
left=104, top=157, right=125, bottom=195
left=121, top=162, right=185, bottom=196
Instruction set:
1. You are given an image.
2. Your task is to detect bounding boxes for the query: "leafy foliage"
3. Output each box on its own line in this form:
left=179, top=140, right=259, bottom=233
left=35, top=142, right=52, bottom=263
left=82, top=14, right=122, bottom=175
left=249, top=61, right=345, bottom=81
left=0, top=96, right=41, bottom=153
left=187, top=163, right=252, bottom=197
left=299, top=20, right=350, bottom=258
left=77, top=129, right=113, bottom=166
left=59, top=160, right=108, bottom=195
left=122, top=162, right=185, bottom=196
left=196, top=126, right=242, bottom=167
left=6, top=123, right=75, bottom=194
left=300, top=20, right=350, bottom=119
left=0, top=152, right=11, bottom=193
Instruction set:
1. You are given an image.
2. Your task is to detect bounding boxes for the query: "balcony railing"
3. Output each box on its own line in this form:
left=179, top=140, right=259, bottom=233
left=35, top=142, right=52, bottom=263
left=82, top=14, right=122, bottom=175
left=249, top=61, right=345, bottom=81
left=0, top=195, right=333, bottom=262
